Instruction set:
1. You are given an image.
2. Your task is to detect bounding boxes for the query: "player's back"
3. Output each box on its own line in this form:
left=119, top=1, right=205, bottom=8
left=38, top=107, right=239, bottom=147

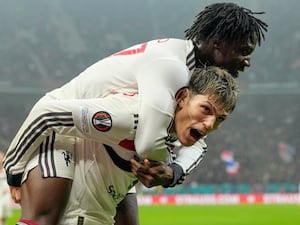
left=47, top=38, right=192, bottom=100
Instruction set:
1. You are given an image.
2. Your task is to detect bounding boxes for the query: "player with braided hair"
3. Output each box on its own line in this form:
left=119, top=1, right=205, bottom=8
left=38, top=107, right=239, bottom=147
left=4, top=2, right=267, bottom=225
left=184, top=2, right=267, bottom=78
left=185, top=3, right=267, bottom=46
left=131, top=1, right=268, bottom=189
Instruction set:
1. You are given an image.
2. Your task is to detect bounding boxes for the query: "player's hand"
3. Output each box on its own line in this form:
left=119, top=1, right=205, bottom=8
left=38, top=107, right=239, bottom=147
left=130, top=158, right=173, bottom=188
left=9, top=185, right=21, bottom=204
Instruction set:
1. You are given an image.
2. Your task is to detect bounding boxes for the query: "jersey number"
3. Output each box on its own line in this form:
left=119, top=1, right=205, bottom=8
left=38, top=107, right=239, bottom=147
left=113, top=43, right=147, bottom=56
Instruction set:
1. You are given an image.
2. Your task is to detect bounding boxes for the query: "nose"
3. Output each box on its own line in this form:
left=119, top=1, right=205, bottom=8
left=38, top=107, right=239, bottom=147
left=203, top=116, right=216, bottom=131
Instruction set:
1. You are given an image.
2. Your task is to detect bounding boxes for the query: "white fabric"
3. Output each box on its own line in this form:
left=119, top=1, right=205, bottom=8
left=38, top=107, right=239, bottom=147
left=4, top=38, right=206, bottom=182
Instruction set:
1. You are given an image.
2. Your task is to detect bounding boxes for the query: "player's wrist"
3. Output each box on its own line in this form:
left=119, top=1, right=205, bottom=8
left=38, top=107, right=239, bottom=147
left=162, top=163, right=184, bottom=188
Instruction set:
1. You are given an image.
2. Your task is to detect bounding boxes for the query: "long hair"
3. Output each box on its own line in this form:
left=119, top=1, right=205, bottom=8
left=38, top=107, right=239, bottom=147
left=185, top=3, right=268, bottom=46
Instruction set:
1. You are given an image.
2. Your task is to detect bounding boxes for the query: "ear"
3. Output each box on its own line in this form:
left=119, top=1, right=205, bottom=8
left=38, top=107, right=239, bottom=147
left=175, top=87, right=188, bottom=102
left=212, top=38, right=221, bottom=49
left=177, top=88, right=189, bottom=108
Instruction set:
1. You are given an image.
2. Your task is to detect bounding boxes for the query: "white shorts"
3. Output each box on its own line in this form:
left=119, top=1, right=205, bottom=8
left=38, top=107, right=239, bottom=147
left=22, top=135, right=76, bottom=183
left=6, top=93, right=139, bottom=185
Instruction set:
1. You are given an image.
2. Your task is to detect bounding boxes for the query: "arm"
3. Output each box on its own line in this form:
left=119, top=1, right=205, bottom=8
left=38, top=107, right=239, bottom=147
left=131, top=138, right=207, bottom=188
left=172, top=138, right=207, bottom=176
left=4, top=95, right=137, bottom=185
left=130, top=158, right=174, bottom=187
left=135, top=59, right=189, bottom=162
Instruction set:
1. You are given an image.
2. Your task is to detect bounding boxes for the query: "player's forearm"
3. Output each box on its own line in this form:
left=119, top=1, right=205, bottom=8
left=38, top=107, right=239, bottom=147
left=163, top=140, right=207, bottom=187
left=173, top=139, right=207, bottom=174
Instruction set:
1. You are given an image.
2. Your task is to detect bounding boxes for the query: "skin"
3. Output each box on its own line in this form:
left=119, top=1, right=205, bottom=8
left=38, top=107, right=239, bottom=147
left=19, top=167, right=72, bottom=225
left=198, top=37, right=257, bottom=78
left=10, top=166, right=135, bottom=225
left=131, top=38, right=254, bottom=188
left=114, top=193, right=140, bottom=225
left=9, top=92, right=229, bottom=225
left=173, top=91, right=228, bottom=146
left=131, top=92, right=229, bottom=188
left=128, top=38, right=257, bottom=224
left=8, top=37, right=254, bottom=225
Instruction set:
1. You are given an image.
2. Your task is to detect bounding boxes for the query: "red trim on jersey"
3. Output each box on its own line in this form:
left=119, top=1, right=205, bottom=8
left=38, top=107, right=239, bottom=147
left=17, top=219, right=40, bottom=225
left=118, top=139, right=136, bottom=151
left=113, top=43, right=147, bottom=56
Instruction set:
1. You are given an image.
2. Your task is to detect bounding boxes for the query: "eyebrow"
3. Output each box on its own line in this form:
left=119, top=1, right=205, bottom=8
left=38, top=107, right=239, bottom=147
left=207, top=100, right=229, bottom=118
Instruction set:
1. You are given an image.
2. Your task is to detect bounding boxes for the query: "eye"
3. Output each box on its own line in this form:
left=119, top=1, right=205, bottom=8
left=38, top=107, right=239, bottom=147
left=240, top=47, right=252, bottom=56
left=242, top=51, right=250, bottom=56
left=202, top=105, right=211, bottom=114
left=216, top=116, right=226, bottom=123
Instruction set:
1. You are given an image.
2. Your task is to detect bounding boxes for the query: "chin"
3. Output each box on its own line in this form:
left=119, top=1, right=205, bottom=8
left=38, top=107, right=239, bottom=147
left=181, top=140, right=194, bottom=147
left=231, top=71, right=239, bottom=78
left=178, top=135, right=195, bottom=146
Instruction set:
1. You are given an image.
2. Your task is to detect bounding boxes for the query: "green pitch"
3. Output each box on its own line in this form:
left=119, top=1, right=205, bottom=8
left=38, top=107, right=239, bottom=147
left=139, top=204, right=300, bottom=225
left=8, top=204, right=300, bottom=225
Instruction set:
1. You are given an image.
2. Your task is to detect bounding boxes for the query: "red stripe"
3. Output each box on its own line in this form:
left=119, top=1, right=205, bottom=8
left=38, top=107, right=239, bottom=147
left=118, top=139, right=136, bottom=151
left=18, top=219, right=40, bottom=225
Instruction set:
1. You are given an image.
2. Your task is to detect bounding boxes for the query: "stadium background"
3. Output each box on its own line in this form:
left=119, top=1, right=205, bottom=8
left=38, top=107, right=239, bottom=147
left=1, top=0, right=299, bottom=222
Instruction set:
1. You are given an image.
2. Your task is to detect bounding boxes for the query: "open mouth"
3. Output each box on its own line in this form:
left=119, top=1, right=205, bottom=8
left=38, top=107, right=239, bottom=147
left=190, top=128, right=202, bottom=140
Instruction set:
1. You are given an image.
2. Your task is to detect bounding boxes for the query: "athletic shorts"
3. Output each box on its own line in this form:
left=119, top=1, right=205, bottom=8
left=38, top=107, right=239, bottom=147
left=22, top=135, right=76, bottom=183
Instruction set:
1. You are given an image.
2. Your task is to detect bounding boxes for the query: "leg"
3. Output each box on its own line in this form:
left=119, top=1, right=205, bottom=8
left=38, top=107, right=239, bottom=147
left=20, top=166, right=72, bottom=225
left=114, top=193, right=140, bottom=225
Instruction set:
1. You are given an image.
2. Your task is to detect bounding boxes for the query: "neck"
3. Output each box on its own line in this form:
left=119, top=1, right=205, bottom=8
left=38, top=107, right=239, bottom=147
left=193, top=40, right=212, bottom=68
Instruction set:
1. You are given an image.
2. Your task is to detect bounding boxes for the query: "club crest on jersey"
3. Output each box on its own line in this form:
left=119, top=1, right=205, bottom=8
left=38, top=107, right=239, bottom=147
left=92, top=111, right=112, bottom=132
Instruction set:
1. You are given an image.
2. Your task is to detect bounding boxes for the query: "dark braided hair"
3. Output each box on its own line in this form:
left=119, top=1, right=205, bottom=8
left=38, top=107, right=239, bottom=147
left=185, top=2, right=268, bottom=46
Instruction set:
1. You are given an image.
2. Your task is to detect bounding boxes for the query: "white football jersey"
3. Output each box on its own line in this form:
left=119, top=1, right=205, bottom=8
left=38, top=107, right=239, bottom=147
left=4, top=38, right=206, bottom=186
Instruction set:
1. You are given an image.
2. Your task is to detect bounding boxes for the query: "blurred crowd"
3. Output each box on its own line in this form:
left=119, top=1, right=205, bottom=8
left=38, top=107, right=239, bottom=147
left=0, top=0, right=299, bottom=189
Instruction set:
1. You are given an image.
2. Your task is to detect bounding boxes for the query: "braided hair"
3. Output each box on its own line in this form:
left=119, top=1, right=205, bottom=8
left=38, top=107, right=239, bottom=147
left=185, top=2, right=268, bottom=46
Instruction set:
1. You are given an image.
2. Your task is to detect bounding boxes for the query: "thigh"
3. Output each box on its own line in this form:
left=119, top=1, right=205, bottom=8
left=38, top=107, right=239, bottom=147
left=19, top=136, right=76, bottom=225
left=20, top=166, right=72, bottom=225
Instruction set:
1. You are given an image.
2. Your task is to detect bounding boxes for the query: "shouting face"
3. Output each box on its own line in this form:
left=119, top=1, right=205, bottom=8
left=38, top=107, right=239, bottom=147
left=174, top=91, right=228, bottom=146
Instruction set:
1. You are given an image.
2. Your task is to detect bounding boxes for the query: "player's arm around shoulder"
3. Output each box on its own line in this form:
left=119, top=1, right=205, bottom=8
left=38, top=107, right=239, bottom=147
left=134, top=59, right=190, bottom=161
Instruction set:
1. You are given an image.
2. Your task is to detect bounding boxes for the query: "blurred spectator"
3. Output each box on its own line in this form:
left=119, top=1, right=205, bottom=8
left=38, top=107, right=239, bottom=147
left=0, top=151, right=12, bottom=225
left=0, top=0, right=299, bottom=191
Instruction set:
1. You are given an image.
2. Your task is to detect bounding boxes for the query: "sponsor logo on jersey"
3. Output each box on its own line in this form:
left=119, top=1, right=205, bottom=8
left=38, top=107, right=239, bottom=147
left=62, top=150, right=73, bottom=167
left=92, top=111, right=112, bottom=132
left=107, top=185, right=125, bottom=202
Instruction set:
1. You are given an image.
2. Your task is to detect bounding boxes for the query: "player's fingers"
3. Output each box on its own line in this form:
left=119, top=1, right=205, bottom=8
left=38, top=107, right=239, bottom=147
left=130, top=158, right=151, bottom=174
left=131, top=159, right=146, bottom=175
left=130, top=159, right=142, bottom=174
left=135, top=173, right=155, bottom=187
left=130, top=158, right=142, bottom=170
left=143, top=159, right=151, bottom=167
